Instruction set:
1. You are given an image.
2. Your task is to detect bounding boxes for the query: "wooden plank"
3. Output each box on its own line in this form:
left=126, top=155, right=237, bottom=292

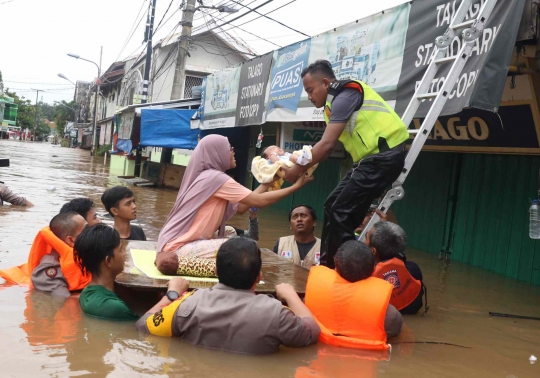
left=0, top=159, right=9, bottom=167
left=115, top=240, right=309, bottom=296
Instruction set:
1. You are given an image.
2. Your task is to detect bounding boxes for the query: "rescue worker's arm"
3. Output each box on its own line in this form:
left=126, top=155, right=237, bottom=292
left=284, top=87, right=363, bottom=182
left=276, top=283, right=320, bottom=347
left=238, top=175, right=313, bottom=213
left=384, top=304, right=403, bottom=338
left=283, top=123, right=345, bottom=183
left=0, top=183, right=31, bottom=206
left=136, top=277, right=190, bottom=335
left=144, top=277, right=189, bottom=316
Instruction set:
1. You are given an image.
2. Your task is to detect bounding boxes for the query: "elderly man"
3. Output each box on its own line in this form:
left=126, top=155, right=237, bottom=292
left=273, top=205, right=321, bottom=268
left=137, top=237, right=320, bottom=354
left=0, top=182, right=33, bottom=206
left=366, top=221, right=425, bottom=314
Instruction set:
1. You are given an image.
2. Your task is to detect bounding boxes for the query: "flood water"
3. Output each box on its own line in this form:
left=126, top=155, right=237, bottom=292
left=1, top=139, right=540, bottom=377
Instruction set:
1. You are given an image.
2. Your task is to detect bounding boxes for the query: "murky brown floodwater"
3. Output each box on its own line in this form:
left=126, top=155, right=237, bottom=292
left=1, top=139, right=540, bottom=377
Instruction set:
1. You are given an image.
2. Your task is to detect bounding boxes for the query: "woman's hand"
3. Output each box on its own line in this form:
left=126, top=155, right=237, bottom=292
left=292, top=173, right=314, bottom=189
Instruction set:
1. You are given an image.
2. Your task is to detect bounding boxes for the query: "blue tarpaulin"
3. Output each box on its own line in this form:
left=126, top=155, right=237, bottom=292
left=140, top=109, right=198, bottom=149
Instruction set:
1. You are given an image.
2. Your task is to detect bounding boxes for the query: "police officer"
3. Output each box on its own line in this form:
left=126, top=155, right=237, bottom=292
left=0, top=181, right=33, bottom=206
left=283, top=60, right=409, bottom=269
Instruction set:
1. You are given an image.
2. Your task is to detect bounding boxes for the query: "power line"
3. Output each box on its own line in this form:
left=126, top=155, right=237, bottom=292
left=220, top=0, right=297, bottom=34
left=115, top=0, right=149, bottom=63
left=202, top=0, right=275, bottom=34
left=227, top=0, right=307, bottom=36
left=153, top=0, right=176, bottom=35
left=201, top=9, right=232, bottom=65
left=196, top=5, right=281, bottom=48
left=4, top=80, right=75, bottom=85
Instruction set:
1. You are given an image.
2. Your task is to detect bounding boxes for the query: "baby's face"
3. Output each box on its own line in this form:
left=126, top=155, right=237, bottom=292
left=265, top=145, right=285, bottom=156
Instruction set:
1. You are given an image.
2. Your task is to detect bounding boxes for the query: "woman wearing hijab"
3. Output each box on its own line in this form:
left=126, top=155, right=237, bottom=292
left=156, top=134, right=313, bottom=275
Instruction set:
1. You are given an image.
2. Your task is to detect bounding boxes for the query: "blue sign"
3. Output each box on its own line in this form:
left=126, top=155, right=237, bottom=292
left=267, top=40, right=311, bottom=113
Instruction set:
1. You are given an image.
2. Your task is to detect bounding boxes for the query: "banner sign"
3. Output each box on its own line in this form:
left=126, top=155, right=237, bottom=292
left=409, top=104, right=540, bottom=153
left=280, top=122, right=346, bottom=158
left=394, top=0, right=527, bottom=117
left=201, top=0, right=526, bottom=128
left=235, top=53, right=273, bottom=127
left=202, top=65, right=242, bottom=129
left=265, top=40, right=312, bottom=121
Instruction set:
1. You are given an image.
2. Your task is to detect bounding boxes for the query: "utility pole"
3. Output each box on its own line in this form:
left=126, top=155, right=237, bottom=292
left=170, top=0, right=197, bottom=100
left=31, top=89, right=43, bottom=142
left=135, top=0, right=157, bottom=177
left=91, top=47, right=103, bottom=156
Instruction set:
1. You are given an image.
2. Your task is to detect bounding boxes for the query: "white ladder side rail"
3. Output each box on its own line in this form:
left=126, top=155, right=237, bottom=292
left=358, top=0, right=498, bottom=242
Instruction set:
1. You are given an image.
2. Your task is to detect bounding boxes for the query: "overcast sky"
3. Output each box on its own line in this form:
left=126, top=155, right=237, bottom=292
left=0, top=0, right=409, bottom=104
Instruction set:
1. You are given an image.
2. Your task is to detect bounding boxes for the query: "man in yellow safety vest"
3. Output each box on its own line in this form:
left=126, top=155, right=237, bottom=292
left=283, top=60, right=409, bottom=268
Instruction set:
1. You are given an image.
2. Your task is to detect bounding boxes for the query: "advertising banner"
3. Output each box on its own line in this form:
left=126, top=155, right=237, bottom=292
left=235, top=53, right=273, bottom=127
left=202, top=0, right=526, bottom=127
left=394, top=0, right=527, bottom=117
left=202, top=65, right=242, bottom=129
left=265, top=40, right=312, bottom=121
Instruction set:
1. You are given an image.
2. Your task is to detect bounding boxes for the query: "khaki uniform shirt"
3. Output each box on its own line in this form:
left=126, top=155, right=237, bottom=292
left=31, top=250, right=70, bottom=298
left=137, top=283, right=320, bottom=354
left=0, top=182, right=27, bottom=206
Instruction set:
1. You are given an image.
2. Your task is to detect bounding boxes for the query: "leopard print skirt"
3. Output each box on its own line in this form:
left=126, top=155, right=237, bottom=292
left=177, top=256, right=217, bottom=277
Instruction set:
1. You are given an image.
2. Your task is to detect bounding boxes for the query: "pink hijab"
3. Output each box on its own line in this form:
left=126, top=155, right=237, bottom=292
left=156, top=134, right=238, bottom=252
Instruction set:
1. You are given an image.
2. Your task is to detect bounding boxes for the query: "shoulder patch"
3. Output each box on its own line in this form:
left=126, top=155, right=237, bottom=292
left=45, top=267, right=58, bottom=278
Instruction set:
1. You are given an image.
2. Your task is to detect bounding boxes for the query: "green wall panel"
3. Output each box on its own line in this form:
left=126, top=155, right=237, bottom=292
left=393, top=152, right=456, bottom=255
left=395, top=151, right=540, bottom=284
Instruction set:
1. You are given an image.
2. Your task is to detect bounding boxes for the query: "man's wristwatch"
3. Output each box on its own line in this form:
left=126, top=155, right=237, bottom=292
left=166, top=290, right=180, bottom=301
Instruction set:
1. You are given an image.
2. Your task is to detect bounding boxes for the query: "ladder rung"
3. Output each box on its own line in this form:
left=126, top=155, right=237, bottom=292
left=435, top=56, right=457, bottom=65
left=408, top=129, right=420, bottom=134
left=451, top=19, right=475, bottom=30
left=417, top=92, right=439, bottom=100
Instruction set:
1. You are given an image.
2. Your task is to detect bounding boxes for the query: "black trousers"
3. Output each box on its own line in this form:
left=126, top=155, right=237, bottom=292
left=321, top=144, right=406, bottom=268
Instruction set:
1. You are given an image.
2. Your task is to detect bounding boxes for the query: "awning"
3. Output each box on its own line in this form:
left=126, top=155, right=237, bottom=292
left=140, top=109, right=198, bottom=150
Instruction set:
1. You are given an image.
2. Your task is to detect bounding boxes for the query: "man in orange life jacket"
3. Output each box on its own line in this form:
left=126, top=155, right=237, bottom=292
left=282, top=60, right=409, bottom=268
left=31, top=211, right=88, bottom=297
left=365, top=221, right=424, bottom=314
left=305, top=240, right=403, bottom=350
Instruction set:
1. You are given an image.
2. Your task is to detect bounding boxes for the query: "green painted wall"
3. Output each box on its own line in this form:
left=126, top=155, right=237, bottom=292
left=393, top=152, right=540, bottom=285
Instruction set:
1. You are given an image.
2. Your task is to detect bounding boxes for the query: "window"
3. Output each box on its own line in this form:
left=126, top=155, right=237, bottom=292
left=184, top=75, right=203, bottom=99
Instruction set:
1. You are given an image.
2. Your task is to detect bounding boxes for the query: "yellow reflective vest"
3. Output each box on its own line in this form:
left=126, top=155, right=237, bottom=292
left=323, top=80, right=409, bottom=162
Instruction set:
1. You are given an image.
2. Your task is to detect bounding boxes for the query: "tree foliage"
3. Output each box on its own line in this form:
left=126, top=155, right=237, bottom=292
left=53, top=100, right=77, bottom=137
left=35, top=122, right=50, bottom=141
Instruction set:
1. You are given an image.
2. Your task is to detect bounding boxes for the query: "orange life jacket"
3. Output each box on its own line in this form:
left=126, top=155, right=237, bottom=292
left=305, top=266, right=393, bottom=351
left=372, top=258, right=422, bottom=311
left=0, top=227, right=91, bottom=291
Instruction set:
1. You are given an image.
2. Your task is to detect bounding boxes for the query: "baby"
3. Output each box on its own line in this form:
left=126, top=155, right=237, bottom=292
left=251, top=145, right=317, bottom=190
left=261, top=145, right=312, bottom=166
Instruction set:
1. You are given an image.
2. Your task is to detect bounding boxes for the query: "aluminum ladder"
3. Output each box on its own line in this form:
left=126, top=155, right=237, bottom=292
left=358, top=0, right=499, bottom=242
